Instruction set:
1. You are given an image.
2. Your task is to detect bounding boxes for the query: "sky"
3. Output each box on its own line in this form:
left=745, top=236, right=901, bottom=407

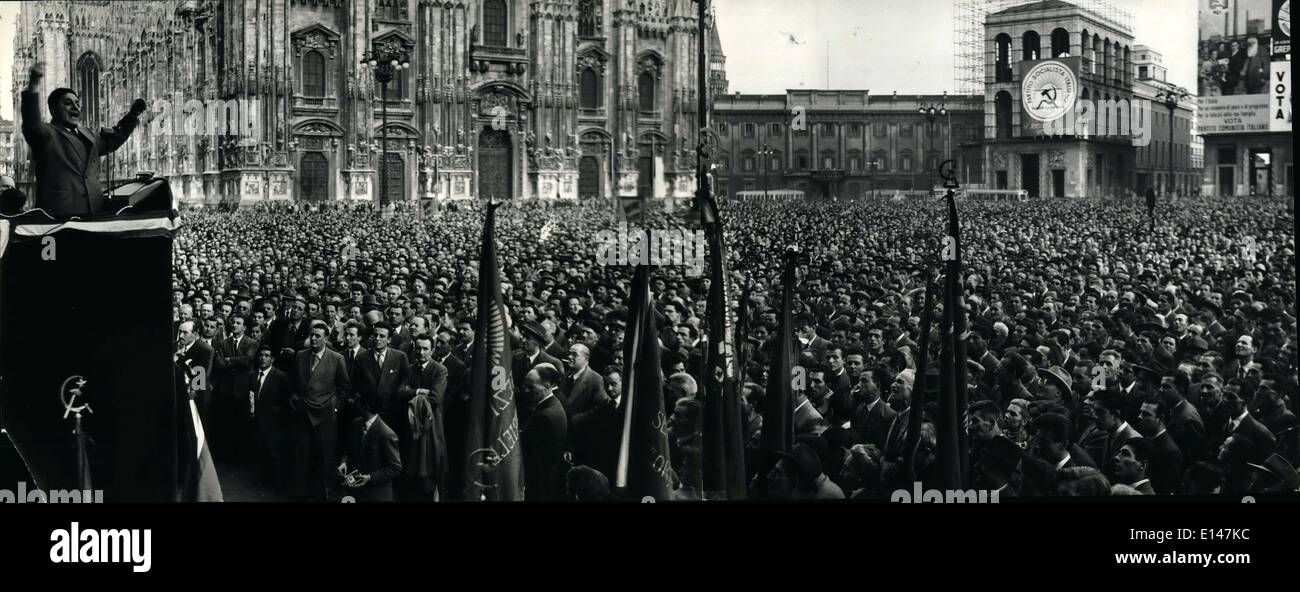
left=0, top=1, right=17, bottom=120
left=0, top=0, right=1200, bottom=119
left=714, top=0, right=1199, bottom=95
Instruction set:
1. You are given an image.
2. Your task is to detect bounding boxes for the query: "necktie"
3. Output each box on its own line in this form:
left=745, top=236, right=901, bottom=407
left=310, top=355, right=319, bottom=374
left=252, top=371, right=265, bottom=415
left=378, top=351, right=385, bottom=368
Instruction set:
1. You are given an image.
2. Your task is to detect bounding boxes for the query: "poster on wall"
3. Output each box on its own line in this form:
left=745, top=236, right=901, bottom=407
left=1199, top=0, right=1275, bottom=97
left=1198, top=95, right=1272, bottom=132
left=1273, top=0, right=1291, bottom=58
left=1199, top=0, right=1289, bottom=133
left=1271, top=60, right=1292, bottom=131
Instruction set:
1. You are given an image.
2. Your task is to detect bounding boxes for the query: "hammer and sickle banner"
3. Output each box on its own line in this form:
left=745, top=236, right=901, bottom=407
left=462, top=202, right=524, bottom=501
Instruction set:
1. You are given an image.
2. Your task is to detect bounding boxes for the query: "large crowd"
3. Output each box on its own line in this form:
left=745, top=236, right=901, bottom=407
left=170, top=194, right=1299, bottom=501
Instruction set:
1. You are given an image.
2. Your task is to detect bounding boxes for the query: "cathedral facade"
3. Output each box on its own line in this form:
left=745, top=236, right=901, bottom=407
left=10, top=0, right=724, bottom=205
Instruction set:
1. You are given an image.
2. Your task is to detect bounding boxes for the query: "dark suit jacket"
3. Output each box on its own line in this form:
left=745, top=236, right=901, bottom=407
left=1148, top=431, right=1184, bottom=495
left=1102, top=423, right=1143, bottom=467
left=249, top=366, right=291, bottom=422
left=852, top=398, right=897, bottom=450
left=1167, top=399, right=1206, bottom=462
left=1230, top=413, right=1277, bottom=453
left=801, top=336, right=831, bottom=364
left=269, top=317, right=312, bottom=369
left=341, top=346, right=364, bottom=382
left=522, top=395, right=569, bottom=502
left=179, top=340, right=215, bottom=399
left=437, top=353, right=467, bottom=398
left=354, top=347, right=412, bottom=424
left=563, top=367, right=609, bottom=418
left=513, top=349, right=565, bottom=386
left=1259, top=407, right=1299, bottom=440
left=398, top=359, right=449, bottom=409
left=21, top=90, right=139, bottom=216
left=341, top=416, right=403, bottom=502
left=294, top=348, right=350, bottom=426
left=214, top=334, right=258, bottom=399
left=883, top=408, right=911, bottom=463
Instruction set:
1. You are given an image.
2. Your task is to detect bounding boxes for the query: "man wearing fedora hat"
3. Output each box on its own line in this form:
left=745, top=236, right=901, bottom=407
left=1037, top=366, right=1073, bottom=402
left=515, top=320, right=566, bottom=388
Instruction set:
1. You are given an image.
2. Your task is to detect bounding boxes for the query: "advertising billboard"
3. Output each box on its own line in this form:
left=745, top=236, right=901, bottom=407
left=1198, top=0, right=1290, bottom=132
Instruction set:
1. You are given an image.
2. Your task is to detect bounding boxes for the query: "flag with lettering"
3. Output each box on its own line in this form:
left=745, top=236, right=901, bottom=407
left=462, top=202, right=524, bottom=501
left=614, top=264, right=673, bottom=500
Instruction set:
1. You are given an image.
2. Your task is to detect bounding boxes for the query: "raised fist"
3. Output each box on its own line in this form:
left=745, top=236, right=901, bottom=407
left=28, top=62, right=44, bottom=87
left=130, top=98, right=148, bottom=116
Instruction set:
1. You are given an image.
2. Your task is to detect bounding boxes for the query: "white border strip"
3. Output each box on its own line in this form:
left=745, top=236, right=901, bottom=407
left=11, top=216, right=183, bottom=237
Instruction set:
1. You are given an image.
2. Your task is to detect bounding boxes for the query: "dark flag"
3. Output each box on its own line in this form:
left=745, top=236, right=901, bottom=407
left=936, top=191, right=970, bottom=489
left=614, top=265, right=673, bottom=501
left=462, top=202, right=524, bottom=501
left=698, top=191, right=744, bottom=500
left=904, top=274, right=936, bottom=482
left=759, top=248, right=799, bottom=494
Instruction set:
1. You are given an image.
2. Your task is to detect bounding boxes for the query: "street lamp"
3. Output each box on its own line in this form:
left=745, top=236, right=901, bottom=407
left=919, top=98, right=947, bottom=196
left=757, top=144, right=774, bottom=199
left=1154, top=87, right=1190, bottom=199
left=360, top=42, right=411, bottom=205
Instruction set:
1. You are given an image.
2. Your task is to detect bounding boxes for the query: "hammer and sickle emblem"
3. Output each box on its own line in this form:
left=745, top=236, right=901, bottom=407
left=1036, top=86, right=1059, bottom=109
left=468, top=448, right=502, bottom=489
left=61, top=375, right=93, bottom=419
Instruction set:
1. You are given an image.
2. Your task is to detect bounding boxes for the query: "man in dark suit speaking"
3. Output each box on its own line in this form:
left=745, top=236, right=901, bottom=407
left=22, top=62, right=146, bottom=217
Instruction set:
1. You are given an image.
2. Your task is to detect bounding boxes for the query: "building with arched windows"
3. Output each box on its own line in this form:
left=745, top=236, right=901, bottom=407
left=9, top=0, right=723, bottom=204
left=982, top=0, right=1137, bottom=198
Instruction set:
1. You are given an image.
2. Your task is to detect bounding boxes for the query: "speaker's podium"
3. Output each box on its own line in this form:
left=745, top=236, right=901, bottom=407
left=0, top=176, right=181, bottom=501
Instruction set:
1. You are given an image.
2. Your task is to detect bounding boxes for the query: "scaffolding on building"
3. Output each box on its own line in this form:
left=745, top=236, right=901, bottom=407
left=953, top=0, right=1133, bottom=94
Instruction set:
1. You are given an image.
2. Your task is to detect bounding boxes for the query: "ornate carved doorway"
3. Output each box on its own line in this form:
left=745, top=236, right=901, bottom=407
left=579, top=155, right=600, bottom=199
left=299, top=152, right=328, bottom=201
left=382, top=153, right=405, bottom=202
left=477, top=128, right=513, bottom=200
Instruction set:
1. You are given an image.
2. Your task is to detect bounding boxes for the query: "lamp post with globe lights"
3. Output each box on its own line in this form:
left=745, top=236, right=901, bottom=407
left=360, top=42, right=411, bottom=205
left=919, top=98, right=947, bottom=196
left=1153, top=87, right=1190, bottom=198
